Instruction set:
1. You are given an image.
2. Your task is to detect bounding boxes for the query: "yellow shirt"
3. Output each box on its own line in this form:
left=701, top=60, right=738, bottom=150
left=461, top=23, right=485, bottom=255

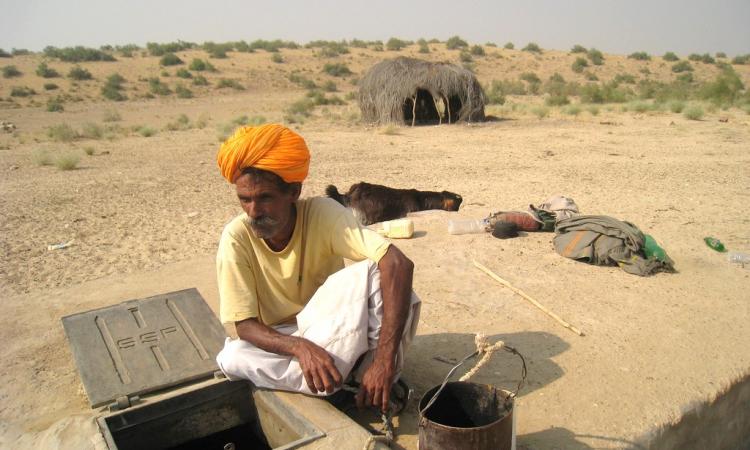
left=217, top=197, right=391, bottom=326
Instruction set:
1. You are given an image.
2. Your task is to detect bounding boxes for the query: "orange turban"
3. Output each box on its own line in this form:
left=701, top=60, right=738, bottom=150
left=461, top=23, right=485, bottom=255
left=216, top=124, right=310, bottom=183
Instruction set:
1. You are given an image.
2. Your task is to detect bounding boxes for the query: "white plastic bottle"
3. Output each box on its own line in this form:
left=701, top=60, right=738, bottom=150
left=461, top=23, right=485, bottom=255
left=447, top=219, right=488, bottom=235
left=377, top=219, right=414, bottom=239
left=728, top=252, right=750, bottom=267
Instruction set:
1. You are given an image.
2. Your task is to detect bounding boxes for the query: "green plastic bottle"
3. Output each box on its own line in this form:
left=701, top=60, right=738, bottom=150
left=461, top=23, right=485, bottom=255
left=704, top=237, right=727, bottom=253
left=643, top=235, right=668, bottom=261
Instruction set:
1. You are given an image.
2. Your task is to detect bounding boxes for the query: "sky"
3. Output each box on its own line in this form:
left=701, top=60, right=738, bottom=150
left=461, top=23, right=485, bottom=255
left=1, top=0, right=749, bottom=56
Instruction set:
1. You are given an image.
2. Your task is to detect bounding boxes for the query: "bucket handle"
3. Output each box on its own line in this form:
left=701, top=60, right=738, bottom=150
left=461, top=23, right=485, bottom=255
left=419, top=344, right=527, bottom=418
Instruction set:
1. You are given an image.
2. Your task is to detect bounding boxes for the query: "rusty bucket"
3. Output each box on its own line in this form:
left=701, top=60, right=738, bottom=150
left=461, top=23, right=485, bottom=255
left=417, top=343, right=525, bottom=450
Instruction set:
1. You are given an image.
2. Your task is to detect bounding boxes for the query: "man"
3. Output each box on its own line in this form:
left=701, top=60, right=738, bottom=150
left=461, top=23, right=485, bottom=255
left=214, top=124, right=420, bottom=412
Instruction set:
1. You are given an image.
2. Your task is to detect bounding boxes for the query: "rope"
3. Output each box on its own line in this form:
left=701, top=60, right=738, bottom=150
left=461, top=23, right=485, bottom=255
left=458, top=333, right=505, bottom=382
left=362, top=412, right=394, bottom=449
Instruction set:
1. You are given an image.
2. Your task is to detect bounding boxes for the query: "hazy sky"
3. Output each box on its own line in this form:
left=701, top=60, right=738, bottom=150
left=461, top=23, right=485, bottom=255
left=2, top=0, right=749, bottom=56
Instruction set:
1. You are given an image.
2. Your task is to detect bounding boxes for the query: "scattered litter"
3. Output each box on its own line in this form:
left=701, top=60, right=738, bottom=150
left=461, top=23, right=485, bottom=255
left=47, top=240, right=74, bottom=251
left=8, top=165, right=19, bottom=171
left=728, top=252, right=750, bottom=268
left=377, top=218, right=414, bottom=239
left=186, top=212, right=199, bottom=219
left=491, top=222, right=519, bottom=239
left=704, top=236, right=727, bottom=253
left=1, top=121, right=16, bottom=133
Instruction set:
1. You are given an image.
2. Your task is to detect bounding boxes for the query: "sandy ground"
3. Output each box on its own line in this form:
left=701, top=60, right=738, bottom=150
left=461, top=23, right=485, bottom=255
left=1, top=45, right=750, bottom=449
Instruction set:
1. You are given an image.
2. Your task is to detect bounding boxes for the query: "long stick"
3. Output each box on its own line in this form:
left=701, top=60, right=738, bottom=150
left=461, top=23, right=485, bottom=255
left=473, top=260, right=585, bottom=336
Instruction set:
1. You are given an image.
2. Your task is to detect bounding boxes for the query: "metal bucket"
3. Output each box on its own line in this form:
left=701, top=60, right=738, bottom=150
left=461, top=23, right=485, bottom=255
left=417, top=341, right=525, bottom=450
left=418, top=382, right=514, bottom=450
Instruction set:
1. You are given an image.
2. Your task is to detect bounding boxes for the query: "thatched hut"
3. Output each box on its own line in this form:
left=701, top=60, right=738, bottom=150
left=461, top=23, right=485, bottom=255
left=358, top=57, right=486, bottom=125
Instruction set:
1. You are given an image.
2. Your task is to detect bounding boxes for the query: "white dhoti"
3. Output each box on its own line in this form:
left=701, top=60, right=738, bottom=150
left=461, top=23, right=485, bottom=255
left=216, top=260, right=421, bottom=396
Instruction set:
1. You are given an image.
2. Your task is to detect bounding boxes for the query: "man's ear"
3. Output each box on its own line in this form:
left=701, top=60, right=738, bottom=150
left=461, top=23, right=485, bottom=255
left=290, top=182, right=302, bottom=201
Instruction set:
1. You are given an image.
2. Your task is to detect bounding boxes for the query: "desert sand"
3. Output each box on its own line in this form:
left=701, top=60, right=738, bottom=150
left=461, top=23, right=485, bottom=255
left=1, top=43, right=749, bottom=449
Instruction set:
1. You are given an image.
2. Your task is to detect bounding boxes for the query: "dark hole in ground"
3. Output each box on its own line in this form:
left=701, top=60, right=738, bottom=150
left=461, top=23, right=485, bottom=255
left=168, top=423, right=270, bottom=450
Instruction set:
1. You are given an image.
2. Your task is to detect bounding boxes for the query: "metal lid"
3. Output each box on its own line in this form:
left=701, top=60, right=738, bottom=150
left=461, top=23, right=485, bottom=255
left=62, top=288, right=226, bottom=408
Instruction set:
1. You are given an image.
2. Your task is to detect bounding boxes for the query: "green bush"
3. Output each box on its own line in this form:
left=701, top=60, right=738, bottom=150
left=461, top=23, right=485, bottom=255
left=103, top=110, right=122, bottom=122
left=54, top=152, right=80, bottom=170
left=386, top=37, right=408, bottom=51
left=613, top=73, right=636, bottom=84
left=32, top=148, right=53, bottom=166
left=306, top=90, right=345, bottom=106
left=10, top=86, right=35, bottom=97
left=193, top=75, right=209, bottom=86
left=286, top=98, right=315, bottom=117
left=189, top=58, right=211, bottom=71
left=700, top=67, right=744, bottom=104
left=676, top=72, right=694, bottom=83
left=731, top=54, right=749, bottom=65
left=520, top=72, right=541, bottom=84
left=688, top=53, right=715, bottom=64
left=522, top=42, right=542, bottom=53
left=546, top=93, right=570, bottom=106
left=628, top=51, right=651, bottom=61
left=0, top=48, right=10, bottom=58
left=485, top=80, right=506, bottom=104
left=216, top=78, right=245, bottom=90
left=572, top=57, right=588, bottom=73
left=289, top=73, right=317, bottom=89
left=446, top=36, right=468, bottom=50
left=672, top=61, right=693, bottom=73
left=271, top=53, right=284, bottom=63
left=587, top=48, right=604, bottom=65
left=46, top=97, right=64, bottom=112
left=585, top=72, right=599, bottom=81
left=175, top=83, right=193, bottom=98
left=531, top=105, right=549, bottom=118
left=503, top=42, right=514, bottom=50
left=146, top=41, right=195, bottom=56
left=2, top=65, right=21, bottom=78
left=571, top=44, right=587, bottom=53
left=322, top=63, right=352, bottom=77
left=470, top=45, right=485, bottom=56
left=716, top=52, right=726, bottom=58
left=68, top=65, right=93, bottom=80
left=663, top=52, right=679, bottom=61
left=102, top=74, right=127, bottom=101
left=203, top=42, right=233, bottom=58
left=44, top=83, right=59, bottom=90
left=137, top=126, right=157, bottom=137
left=586, top=104, right=600, bottom=115
left=148, top=77, right=172, bottom=96
left=175, top=68, right=192, bottom=78
left=11, top=48, right=30, bottom=56
left=563, top=104, right=582, bottom=115
left=668, top=100, right=685, bottom=113
left=160, top=53, right=183, bottom=66
left=116, top=44, right=140, bottom=57
left=36, top=62, right=60, bottom=78
left=47, top=123, right=77, bottom=141
left=459, top=51, right=473, bottom=63
left=418, top=41, right=430, bottom=54
left=43, top=46, right=115, bottom=62
left=322, top=80, right=337, bottom=92
left=84, top=146, right=95, bottom=155
left=80, top=122, right=103, bottom=139
left=550, top=73, right=565, bottom=83
left=683, top=104, right=704, bottom=120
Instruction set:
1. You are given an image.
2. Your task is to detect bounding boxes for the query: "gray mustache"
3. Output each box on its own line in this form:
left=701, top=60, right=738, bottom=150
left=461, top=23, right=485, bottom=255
left=247, top=216, right=279, bottom=228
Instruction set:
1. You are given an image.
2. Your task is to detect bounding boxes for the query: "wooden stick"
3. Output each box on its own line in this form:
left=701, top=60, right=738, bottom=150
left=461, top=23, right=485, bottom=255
left=411, top=94, right=417, bottom=127
left=473, top=260, right=585, bottom=336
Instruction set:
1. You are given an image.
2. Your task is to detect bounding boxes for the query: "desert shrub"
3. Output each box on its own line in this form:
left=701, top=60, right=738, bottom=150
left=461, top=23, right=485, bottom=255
left=322, top=80, right=337, bottom=92
left=116, top=44, right=140, bottom=57
left=148, top=77, right=172, bottom=96
left=11, top=48, right=30, bottom=56
left=192, top=75, right=209, bottom=86
left=103, top=110, right=121, bottom=122
left=503, top=42, right=514, bottom=50
left=0, top=48, right=10, bottom=58
left=586, top=104, right=600, bottom=115
left=546, top=93, right=570, bottom=106
left=676, top=72, right=694, bottom=83
left=585, top=72, right=599, bottom=81
left=386, top=38, right=408, bottom=51
left=688, top=53, right=715, bottom=64
left=549, top=73, right=565, bottom=83
left=165, top=114, right=191, bottom=130
left=286, top=98, right=315, bottom=116
left=485, top=80, right=506, bottom=104
left=459, top=51, right=473, bottom=63
left=43, top=46, right=115, bottom=62
left=613, top=73, right=636, bottom=84
left=175, top=68, right=192, bottom=78
left=579, top=82, right=631, bottom=103
left=271, top=53, right=284, bottom=63
left=446, top=36, right=468, bottom=50
left=2, top=65, right=21, bottom=78
left=731, top=54, right=750, bottom=65
left=522, top=42, right=542, bottom=53
left=663, top=52, right=679, bottom=61
left=137, top=126, right=157, bottom=137
left=289, top=73, right=317, bottom=89
left=572, top=57, right=588, bottom=73
left=161, top=70, right=170, bottom=77
left=10, top=86, right=35, bottom=97
left=189, top=58, right=208, bottom=71
left=36, top=62, right=60, bottom=78
left=531, top=105, right=549, bottom=118
left=80, top=122, right=103, bottom=139
left=563, top=104, right=582, bottom=115
left=83, top=146, right=95, bottom=155
left=672, top=61, right=693, bottom=73
left=492, top=79, right=527, bottom=96
left=716, top=52, right=726, bottom=58
left=46, top=97, right=64, bottom=112
left=322, top=63, right=352, bottom=77
left=628, top=100, right=652, bottom=113
left=101, top=74, right=126, bottom=101
left=628, top=51, right=651, bottom=61
left=44, top=83, right=59, bottom=90
left=683, top=104, right=704, bottom=120
left=175, top=83, right=193, bottom=98
left=68, top=65, right=92, bottom=80
left=250, top=39, right=298, bottom=53
left=47, top=123, right=77, bottom=141
left=54, top=152, right=80, bottom=170
left=417, top=39, right=430, bottom=54
left=160, top=53, right=183, bottom=66
left=146, top=41, right=195, bottom=56
left=668, top=100, right=685, bottom=113
left=216, top=78, right=245, bottom=90
left=587, top=48, right=604, bottom=65
left=470, top=45, right=485, bottom=56
left=571, top=44, right=587, bottom=53
left=32, top=148, right=53, bottom=166
left=203, top=42, right=233, bottom=58
left=700, top=67, right=745, bottom=104
left=520, top=72, right=541, bottom=84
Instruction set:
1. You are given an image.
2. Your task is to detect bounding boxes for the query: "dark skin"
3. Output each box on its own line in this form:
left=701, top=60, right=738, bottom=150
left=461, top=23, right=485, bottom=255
left=233, top=173, right=414, bottom=412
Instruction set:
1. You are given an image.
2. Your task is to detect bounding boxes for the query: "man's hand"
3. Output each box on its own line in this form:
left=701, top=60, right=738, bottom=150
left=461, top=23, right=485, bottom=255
left=293, top=338, right=343, bottom=394
left=356, top=357, right=396, bottom=412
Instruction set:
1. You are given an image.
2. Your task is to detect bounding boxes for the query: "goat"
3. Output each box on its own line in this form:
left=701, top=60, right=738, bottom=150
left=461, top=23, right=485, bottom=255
left=325, top=182, right=463, bottom=225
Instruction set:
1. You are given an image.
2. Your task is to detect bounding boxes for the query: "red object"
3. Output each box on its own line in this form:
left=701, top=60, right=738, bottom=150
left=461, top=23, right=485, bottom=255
left=494, top=212, right=541, bottom=231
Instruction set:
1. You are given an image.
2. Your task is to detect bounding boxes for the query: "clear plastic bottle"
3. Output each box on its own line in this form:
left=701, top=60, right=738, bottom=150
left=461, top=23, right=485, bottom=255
left=728, top=252, right=750, bottom=267
left=448, top=219, right=488, bottom=235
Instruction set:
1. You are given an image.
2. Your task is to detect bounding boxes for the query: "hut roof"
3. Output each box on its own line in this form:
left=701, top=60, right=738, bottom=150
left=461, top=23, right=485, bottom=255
left=358, top=57, right=486, bottom=125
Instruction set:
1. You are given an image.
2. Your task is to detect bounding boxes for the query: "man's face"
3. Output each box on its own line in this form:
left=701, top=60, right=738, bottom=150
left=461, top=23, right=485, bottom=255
left=235, top=174, right=300, bottom=240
